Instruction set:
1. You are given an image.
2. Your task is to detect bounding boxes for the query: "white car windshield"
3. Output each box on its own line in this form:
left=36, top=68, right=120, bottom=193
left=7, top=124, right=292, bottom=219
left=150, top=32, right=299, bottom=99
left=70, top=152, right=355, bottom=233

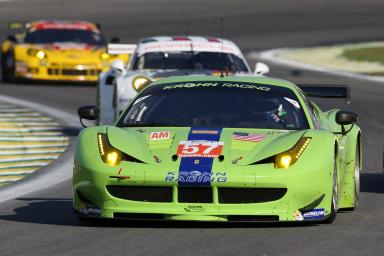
left=131, top=52, right=249, bottom=72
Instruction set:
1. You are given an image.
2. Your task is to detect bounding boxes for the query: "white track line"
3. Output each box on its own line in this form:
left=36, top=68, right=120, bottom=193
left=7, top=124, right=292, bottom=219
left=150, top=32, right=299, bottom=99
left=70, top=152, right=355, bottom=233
left=0, top=171, right=35, bottom=175
left=0, top=136, right=68, bottom=141
left=0, top=156, right=59, bottom=163
left=0, top=143, right=68, bottom=149
left=0, top=162, right=50, bottom=169
left=252, top=49, right=384, bottom=83
left=0, top=149, right=66, bottom=155
left=0, top=95, right=79, bottom=204
left=0, top=127, right=63, bottom=132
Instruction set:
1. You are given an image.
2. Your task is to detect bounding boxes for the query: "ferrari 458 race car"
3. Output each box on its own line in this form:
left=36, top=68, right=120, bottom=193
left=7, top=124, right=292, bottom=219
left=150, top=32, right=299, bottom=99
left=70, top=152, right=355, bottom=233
left=98, top=36, right=270, bottom=124
left=1, top=20, right=129, bottom=82
left=75, top=75, right=361, bottom=223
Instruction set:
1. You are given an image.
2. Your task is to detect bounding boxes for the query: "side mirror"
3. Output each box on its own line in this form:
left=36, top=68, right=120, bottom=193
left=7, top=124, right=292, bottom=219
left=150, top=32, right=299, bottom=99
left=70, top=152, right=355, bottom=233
left=335, top=110, right=358, bottom=135
left=110, top=60, right=126, bottom=76
left=110, top=37, right=120, bottom=43
left=254, top=62, right=270, bottom=76
left=336, top=111, right=358, bottom=125
left=6, top=35, right=17, bottom=42
left=78, top=106, right=99, bottom=127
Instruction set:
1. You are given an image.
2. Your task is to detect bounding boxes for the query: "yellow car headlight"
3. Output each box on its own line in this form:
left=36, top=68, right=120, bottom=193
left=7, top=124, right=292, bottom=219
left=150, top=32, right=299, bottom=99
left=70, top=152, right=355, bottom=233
left=35, top=50, right=46, bottom=59
left=275, top=137, right=311, bottom=169
left=28, top=49, right=47, bottom=59
left=97, top=134, right=122, bottom=166
left=132, top=76, right=152, bottom=92
left=101, top=52, right=110, bottom=60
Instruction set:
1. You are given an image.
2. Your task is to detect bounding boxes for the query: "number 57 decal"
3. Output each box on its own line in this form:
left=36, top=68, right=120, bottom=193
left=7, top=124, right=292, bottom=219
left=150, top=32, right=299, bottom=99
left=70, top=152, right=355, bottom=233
left=177, top=140, right=224, bottom=158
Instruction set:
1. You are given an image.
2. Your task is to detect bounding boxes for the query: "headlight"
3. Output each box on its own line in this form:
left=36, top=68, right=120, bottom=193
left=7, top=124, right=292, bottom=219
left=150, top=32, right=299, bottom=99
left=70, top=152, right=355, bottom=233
left=100, top=52, right=110, bottom=60
left=97, top=133, right=122, bottom=166
left=132, top=76, right=151, bottom=92
left=36, top=50, right=46, bottom=59
left=274, top=137, right=311, bottom=169
left=27, top=49, right=47, bottom=59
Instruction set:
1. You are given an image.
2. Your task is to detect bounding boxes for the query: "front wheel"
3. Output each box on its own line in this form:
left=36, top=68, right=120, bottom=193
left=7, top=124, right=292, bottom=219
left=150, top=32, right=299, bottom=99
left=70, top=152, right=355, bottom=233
left=1, top=51, right=14, bottom=83
left=324, top=159, right=338, bottom=223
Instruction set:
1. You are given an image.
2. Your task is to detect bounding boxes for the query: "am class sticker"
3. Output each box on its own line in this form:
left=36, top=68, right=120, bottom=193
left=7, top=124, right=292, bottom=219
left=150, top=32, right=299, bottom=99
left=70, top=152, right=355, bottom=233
left=150, top=131, right=170, bottom=141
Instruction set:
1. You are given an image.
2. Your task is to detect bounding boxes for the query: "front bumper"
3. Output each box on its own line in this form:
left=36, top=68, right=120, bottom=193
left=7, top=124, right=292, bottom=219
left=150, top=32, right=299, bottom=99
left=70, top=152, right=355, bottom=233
left=15, top=60, right=109, bottom=82
left=73, top=161, right=333, bottom=222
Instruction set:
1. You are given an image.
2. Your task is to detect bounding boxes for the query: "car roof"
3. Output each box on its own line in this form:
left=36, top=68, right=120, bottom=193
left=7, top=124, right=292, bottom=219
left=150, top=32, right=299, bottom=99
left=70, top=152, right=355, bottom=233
left=27, top=20, right=99, bottom=32
left=135, top=36, right=243, bottom=57
left=149, top=75, right=298, bottom=90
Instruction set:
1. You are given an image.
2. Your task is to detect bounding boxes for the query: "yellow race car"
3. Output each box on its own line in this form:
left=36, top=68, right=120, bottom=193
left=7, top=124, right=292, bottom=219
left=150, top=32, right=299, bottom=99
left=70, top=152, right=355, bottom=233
left=1, top=20, right=129, bottom=83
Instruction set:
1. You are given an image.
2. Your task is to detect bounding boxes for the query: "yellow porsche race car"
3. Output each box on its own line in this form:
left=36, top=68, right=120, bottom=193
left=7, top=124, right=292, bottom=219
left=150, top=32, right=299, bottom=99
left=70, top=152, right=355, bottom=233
left=1, top=20, right=129, bottom=83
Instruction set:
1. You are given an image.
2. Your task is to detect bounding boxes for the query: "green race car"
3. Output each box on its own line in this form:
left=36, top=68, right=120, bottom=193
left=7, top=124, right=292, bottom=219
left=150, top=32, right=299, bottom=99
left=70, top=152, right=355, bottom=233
left=74, top=75, right=361, bottom=223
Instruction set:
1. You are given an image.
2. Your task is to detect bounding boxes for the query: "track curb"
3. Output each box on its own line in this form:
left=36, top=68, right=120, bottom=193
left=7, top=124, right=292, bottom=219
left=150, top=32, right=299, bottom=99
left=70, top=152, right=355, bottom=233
left=0, top=95, right=80, bottom=203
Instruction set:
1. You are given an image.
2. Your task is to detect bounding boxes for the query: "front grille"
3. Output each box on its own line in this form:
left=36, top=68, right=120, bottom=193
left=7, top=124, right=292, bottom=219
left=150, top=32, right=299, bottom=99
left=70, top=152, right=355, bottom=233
left=62, top=69, right=99, bottom=76
left=47, top=68, right=99, bottom=76
left=48, top=68, right=59, bottom=75
left=106, top=185, right=172, bottom=202
left=178, top=187, right=213, bottom=203
left=218, top=188, right=287, bottom=204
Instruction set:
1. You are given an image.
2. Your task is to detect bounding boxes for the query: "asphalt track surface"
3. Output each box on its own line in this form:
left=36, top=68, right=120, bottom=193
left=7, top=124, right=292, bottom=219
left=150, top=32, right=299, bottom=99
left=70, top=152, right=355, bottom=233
left=1, top=0, right=384, bottom=255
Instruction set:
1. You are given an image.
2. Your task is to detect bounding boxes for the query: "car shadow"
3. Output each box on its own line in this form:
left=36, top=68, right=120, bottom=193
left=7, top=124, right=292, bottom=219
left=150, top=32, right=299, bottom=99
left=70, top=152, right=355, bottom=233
left=0, top=197, right=317, bottom=229
left=2, top=173, right=381, bottom=228
left=360, top=172, right=384, bottom=194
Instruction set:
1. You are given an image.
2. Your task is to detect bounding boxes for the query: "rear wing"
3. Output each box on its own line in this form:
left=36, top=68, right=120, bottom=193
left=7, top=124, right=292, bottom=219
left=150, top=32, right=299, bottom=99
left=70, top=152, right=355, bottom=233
left=298, top=85, right=351, bottom=104
left=107, top=44, right=137, bottom=55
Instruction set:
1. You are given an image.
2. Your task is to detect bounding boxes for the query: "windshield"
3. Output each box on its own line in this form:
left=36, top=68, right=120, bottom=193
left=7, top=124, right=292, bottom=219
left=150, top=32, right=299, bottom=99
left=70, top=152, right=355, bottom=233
left=25, top=29, right=105, bottom=45
left=131, top=52, right=249, bottom=72
left=118, top=81, right=310, bottom=130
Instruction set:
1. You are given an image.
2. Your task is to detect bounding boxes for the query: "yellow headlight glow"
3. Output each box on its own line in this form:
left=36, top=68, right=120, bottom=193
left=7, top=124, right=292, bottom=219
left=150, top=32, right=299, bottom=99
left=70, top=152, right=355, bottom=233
left=97, top=134, right=122, bottom=166
left=101, top=52, right=110, bottom=60
left=36, top=50, right=46, bottom=59
left=106, top=151, right=122, bottom=166
left=274, top=137, right=311, bottom=169
left=132, top=76, right=151, bottom=92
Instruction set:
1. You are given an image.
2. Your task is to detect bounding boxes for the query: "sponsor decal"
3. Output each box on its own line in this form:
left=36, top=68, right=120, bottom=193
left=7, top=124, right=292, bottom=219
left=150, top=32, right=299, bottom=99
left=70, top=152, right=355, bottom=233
left=185, top=205, right=205, bottom=212
left=177, top=128, right=222, bottom=186
left=233, top=132, right=266, bottom=142
left=162, top=81, right=270, bottom=91
left=221, top=83, right=270, bottom=91
left=177, top=140, right=224, bottom=158
left=165, top=171, right=227, bottom=183
left=150, top=131, right=170, bottom=141
left=293, top=210, right=304, bottom=221
left=302, top=208, right=325, bottom=220
left=293, top=208, right=325, bottom=221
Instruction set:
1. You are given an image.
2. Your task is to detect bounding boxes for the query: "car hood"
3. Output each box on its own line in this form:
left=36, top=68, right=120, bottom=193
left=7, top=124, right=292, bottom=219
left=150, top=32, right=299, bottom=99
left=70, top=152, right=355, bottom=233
left=106, top=126, right=306, bottom=165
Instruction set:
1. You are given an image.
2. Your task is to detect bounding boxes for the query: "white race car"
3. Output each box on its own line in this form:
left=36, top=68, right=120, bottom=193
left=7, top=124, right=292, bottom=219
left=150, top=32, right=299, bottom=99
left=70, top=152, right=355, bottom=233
left=98, top=36, right=269, bottom=125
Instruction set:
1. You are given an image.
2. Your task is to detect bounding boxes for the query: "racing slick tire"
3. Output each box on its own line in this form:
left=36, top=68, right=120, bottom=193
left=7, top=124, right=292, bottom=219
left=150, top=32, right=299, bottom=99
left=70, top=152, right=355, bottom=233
left=1, top=51, right=14, bottom=83
left=324, top=158, right=338, bottom=224
left=345, top=144, right=360, bottom=211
